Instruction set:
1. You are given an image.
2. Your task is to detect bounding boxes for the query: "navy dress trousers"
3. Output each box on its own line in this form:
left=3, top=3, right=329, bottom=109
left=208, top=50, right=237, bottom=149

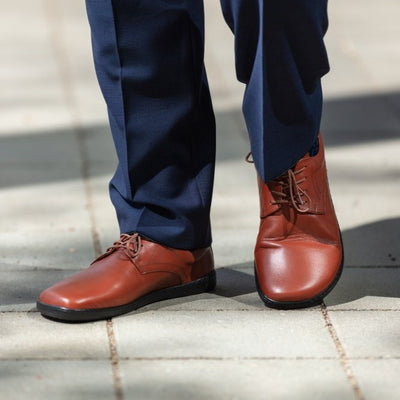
left=85, top=0, right=330, bottom=250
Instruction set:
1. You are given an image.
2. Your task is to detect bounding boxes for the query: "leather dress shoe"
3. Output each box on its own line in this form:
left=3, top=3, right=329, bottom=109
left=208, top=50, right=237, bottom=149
left=255, top=134, right=343, bottom=309
left=37, top=233, right=216, bottom=322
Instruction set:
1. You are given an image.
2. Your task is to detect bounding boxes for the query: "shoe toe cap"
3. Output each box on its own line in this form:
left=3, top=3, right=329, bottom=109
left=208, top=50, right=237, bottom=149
left=255, top=239, right=343, bottom=304
left=38, top=285, right=81, bottom=309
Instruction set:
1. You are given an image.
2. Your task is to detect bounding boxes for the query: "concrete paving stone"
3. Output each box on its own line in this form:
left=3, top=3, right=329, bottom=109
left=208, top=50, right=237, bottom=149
left=324, top=140, right=400, bottom=233
left=83, top=124, right=117, bottom=166
left=328, top=311, right=400, bottom=358
left=350, top=359, right=400, bottom=400
left=214, top=111, right=249, bottom=162
left=114, top=310, right=336, bottom=359
left=329, top=0, right=400, bottom=32
left=119, top=359, right=355, bottom=400
left=325, top=267, right=400, bottom=310
left=211, top=200, right=258, bottom=230
left=0, top=231, right=94, bottom=271
left=0, top=270, right=79, bottom=312
left=0, top=229, right=94, bottom=271
left=0, top=126, right=80, bottom=165
left=340, top=218, right=400, bottom=268
left=331, top=195, right=400, bottom=241
left=0, top=313, right=109, bottom=360
left=45, top=0, right=108, bottom=125
left=0, top=110, right=72, bottom=137
left=213, top=159, right=257, bottom=195
left=89, top=175, right=120, bottom=253
left=305, top=138, right=400, bottom=196
left=0, top=178, right=95, bottom=269
left=204, top=1, right=245, bottom=111
left=133, top=265, right=263, bottom=312
left=211, top=229, right=257, bottom=267
left=0, top=1, right=73, bottom=135
left=0, top=360, right=114, bottom=400
left=329, top=0, right=400, bottom=91
left=321, top=95, right=400, bottom=134
left=0, top=162, right=86, bottom=193
left=322, top=36, right=374, bottom=98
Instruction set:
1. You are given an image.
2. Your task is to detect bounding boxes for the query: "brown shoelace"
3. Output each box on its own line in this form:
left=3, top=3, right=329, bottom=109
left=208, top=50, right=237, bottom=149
left=270, top=168, right=311, bottom=213
left=92, top=233, right=142, bottom=263
left=245, top=152, right=311, bottom=213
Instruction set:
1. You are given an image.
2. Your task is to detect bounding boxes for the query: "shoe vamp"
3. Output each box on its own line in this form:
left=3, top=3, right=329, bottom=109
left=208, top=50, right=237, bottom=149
left=258, top=213, right=340, bottom=243
left=39, top=258, right=182, bottom=309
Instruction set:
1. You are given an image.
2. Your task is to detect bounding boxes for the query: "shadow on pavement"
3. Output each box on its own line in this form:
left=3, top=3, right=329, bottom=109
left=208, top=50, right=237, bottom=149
left=321, top=91, right=400, bottom=147
left=1, top=90, right=400, bottom=189
left=326, top=218, right=400, bottom=307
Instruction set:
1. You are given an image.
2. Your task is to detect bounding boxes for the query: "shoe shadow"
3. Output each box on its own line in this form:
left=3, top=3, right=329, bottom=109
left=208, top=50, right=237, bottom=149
left=325, top=217, right=400, bottom=307
left=135, top=265, right=261, bottom=314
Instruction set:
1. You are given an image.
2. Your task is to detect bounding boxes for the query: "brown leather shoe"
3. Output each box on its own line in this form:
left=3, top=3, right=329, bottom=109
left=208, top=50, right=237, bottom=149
left=37, top=234, right=216, bottom=321
left=255, top=134, right=343, bottom=309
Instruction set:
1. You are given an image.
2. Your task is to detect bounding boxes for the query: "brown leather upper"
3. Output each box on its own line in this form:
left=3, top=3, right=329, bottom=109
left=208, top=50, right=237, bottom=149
left=255, top=134, right=343, bottom=303
left=39, top=234, right=214, bottom=310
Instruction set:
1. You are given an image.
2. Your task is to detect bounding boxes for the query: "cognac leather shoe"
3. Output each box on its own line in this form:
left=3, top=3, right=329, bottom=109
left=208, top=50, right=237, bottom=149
left=255, top=134, right=343, bottom=309
left=37, top=233, right=216, bottom=321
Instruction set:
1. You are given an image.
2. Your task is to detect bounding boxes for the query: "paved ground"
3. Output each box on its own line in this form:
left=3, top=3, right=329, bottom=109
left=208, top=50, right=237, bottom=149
left=1, top=1, right=399, bottom=399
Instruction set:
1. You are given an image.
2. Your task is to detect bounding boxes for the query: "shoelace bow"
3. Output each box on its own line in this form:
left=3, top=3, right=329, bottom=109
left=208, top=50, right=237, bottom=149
left=270, top=168, right=311, bottom=213
left=93, top=233, right=142, bottom=263
left=245, top=152, right=311, bottom=213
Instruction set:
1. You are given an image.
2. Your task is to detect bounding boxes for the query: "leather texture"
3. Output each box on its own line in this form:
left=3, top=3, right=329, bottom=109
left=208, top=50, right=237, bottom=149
left=255, top=134, right=343, bottom=305
left=38, top=234, right=214, bottom=310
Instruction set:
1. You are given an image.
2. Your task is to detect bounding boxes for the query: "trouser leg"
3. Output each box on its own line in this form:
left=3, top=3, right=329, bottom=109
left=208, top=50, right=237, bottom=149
left=85, top=0, right=215, bottom=249
left=220, top=0, right=330, bottom=182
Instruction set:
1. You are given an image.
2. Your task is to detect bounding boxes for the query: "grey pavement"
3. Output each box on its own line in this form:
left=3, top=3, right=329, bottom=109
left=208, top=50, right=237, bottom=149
left=0, top=1, right=399, bottom=399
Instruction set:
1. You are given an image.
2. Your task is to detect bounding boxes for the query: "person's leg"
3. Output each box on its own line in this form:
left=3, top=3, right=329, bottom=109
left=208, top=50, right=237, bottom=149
left=88, top=0, right=215, bottom=250
left=220, top=0, right=343, bottom=308
left=220, top=0, right=329, bottom=182
left=37, top=0, right=217, bottom=322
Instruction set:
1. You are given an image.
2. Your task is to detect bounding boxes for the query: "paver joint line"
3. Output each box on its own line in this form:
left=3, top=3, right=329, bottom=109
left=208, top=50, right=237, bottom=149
left=107, top=320, right=124, bottom=400
left=118, top=356, right=341, bottom=361
left=1, top=355, right=399, bottom=362
left=321, top=304, right=365, bottom=400
left=43, top=0, right=102, bottom=259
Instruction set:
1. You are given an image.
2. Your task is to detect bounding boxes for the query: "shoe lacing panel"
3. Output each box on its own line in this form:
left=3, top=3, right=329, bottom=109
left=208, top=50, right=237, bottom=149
left=92, top=233, right=142, bottom=263
left=245, top=152, right=311, bottom=213
left=270, top=168, right=311, bottom=213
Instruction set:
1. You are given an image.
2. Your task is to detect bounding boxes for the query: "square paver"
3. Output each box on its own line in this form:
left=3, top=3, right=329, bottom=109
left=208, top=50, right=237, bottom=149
left=0, top=312, right=110, bottom=360
left=119, top=359, right=355, bottom=400
left=328, top=311, right=400, bottom=358
left=0, top=360, right=114, bottom=400
left=114, top=310, right=337, bottom=359
left=0, top=270, right=80, bottom=312
left=351, top=359, right=400, bottom=400
left=325, top=267, right=400, bottom=310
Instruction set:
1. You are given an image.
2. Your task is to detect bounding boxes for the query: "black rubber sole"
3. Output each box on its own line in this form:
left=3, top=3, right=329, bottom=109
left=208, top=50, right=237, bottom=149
left=255, top=248, right=344, bottom=310
left=37, top=270, right=216, bottom=323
